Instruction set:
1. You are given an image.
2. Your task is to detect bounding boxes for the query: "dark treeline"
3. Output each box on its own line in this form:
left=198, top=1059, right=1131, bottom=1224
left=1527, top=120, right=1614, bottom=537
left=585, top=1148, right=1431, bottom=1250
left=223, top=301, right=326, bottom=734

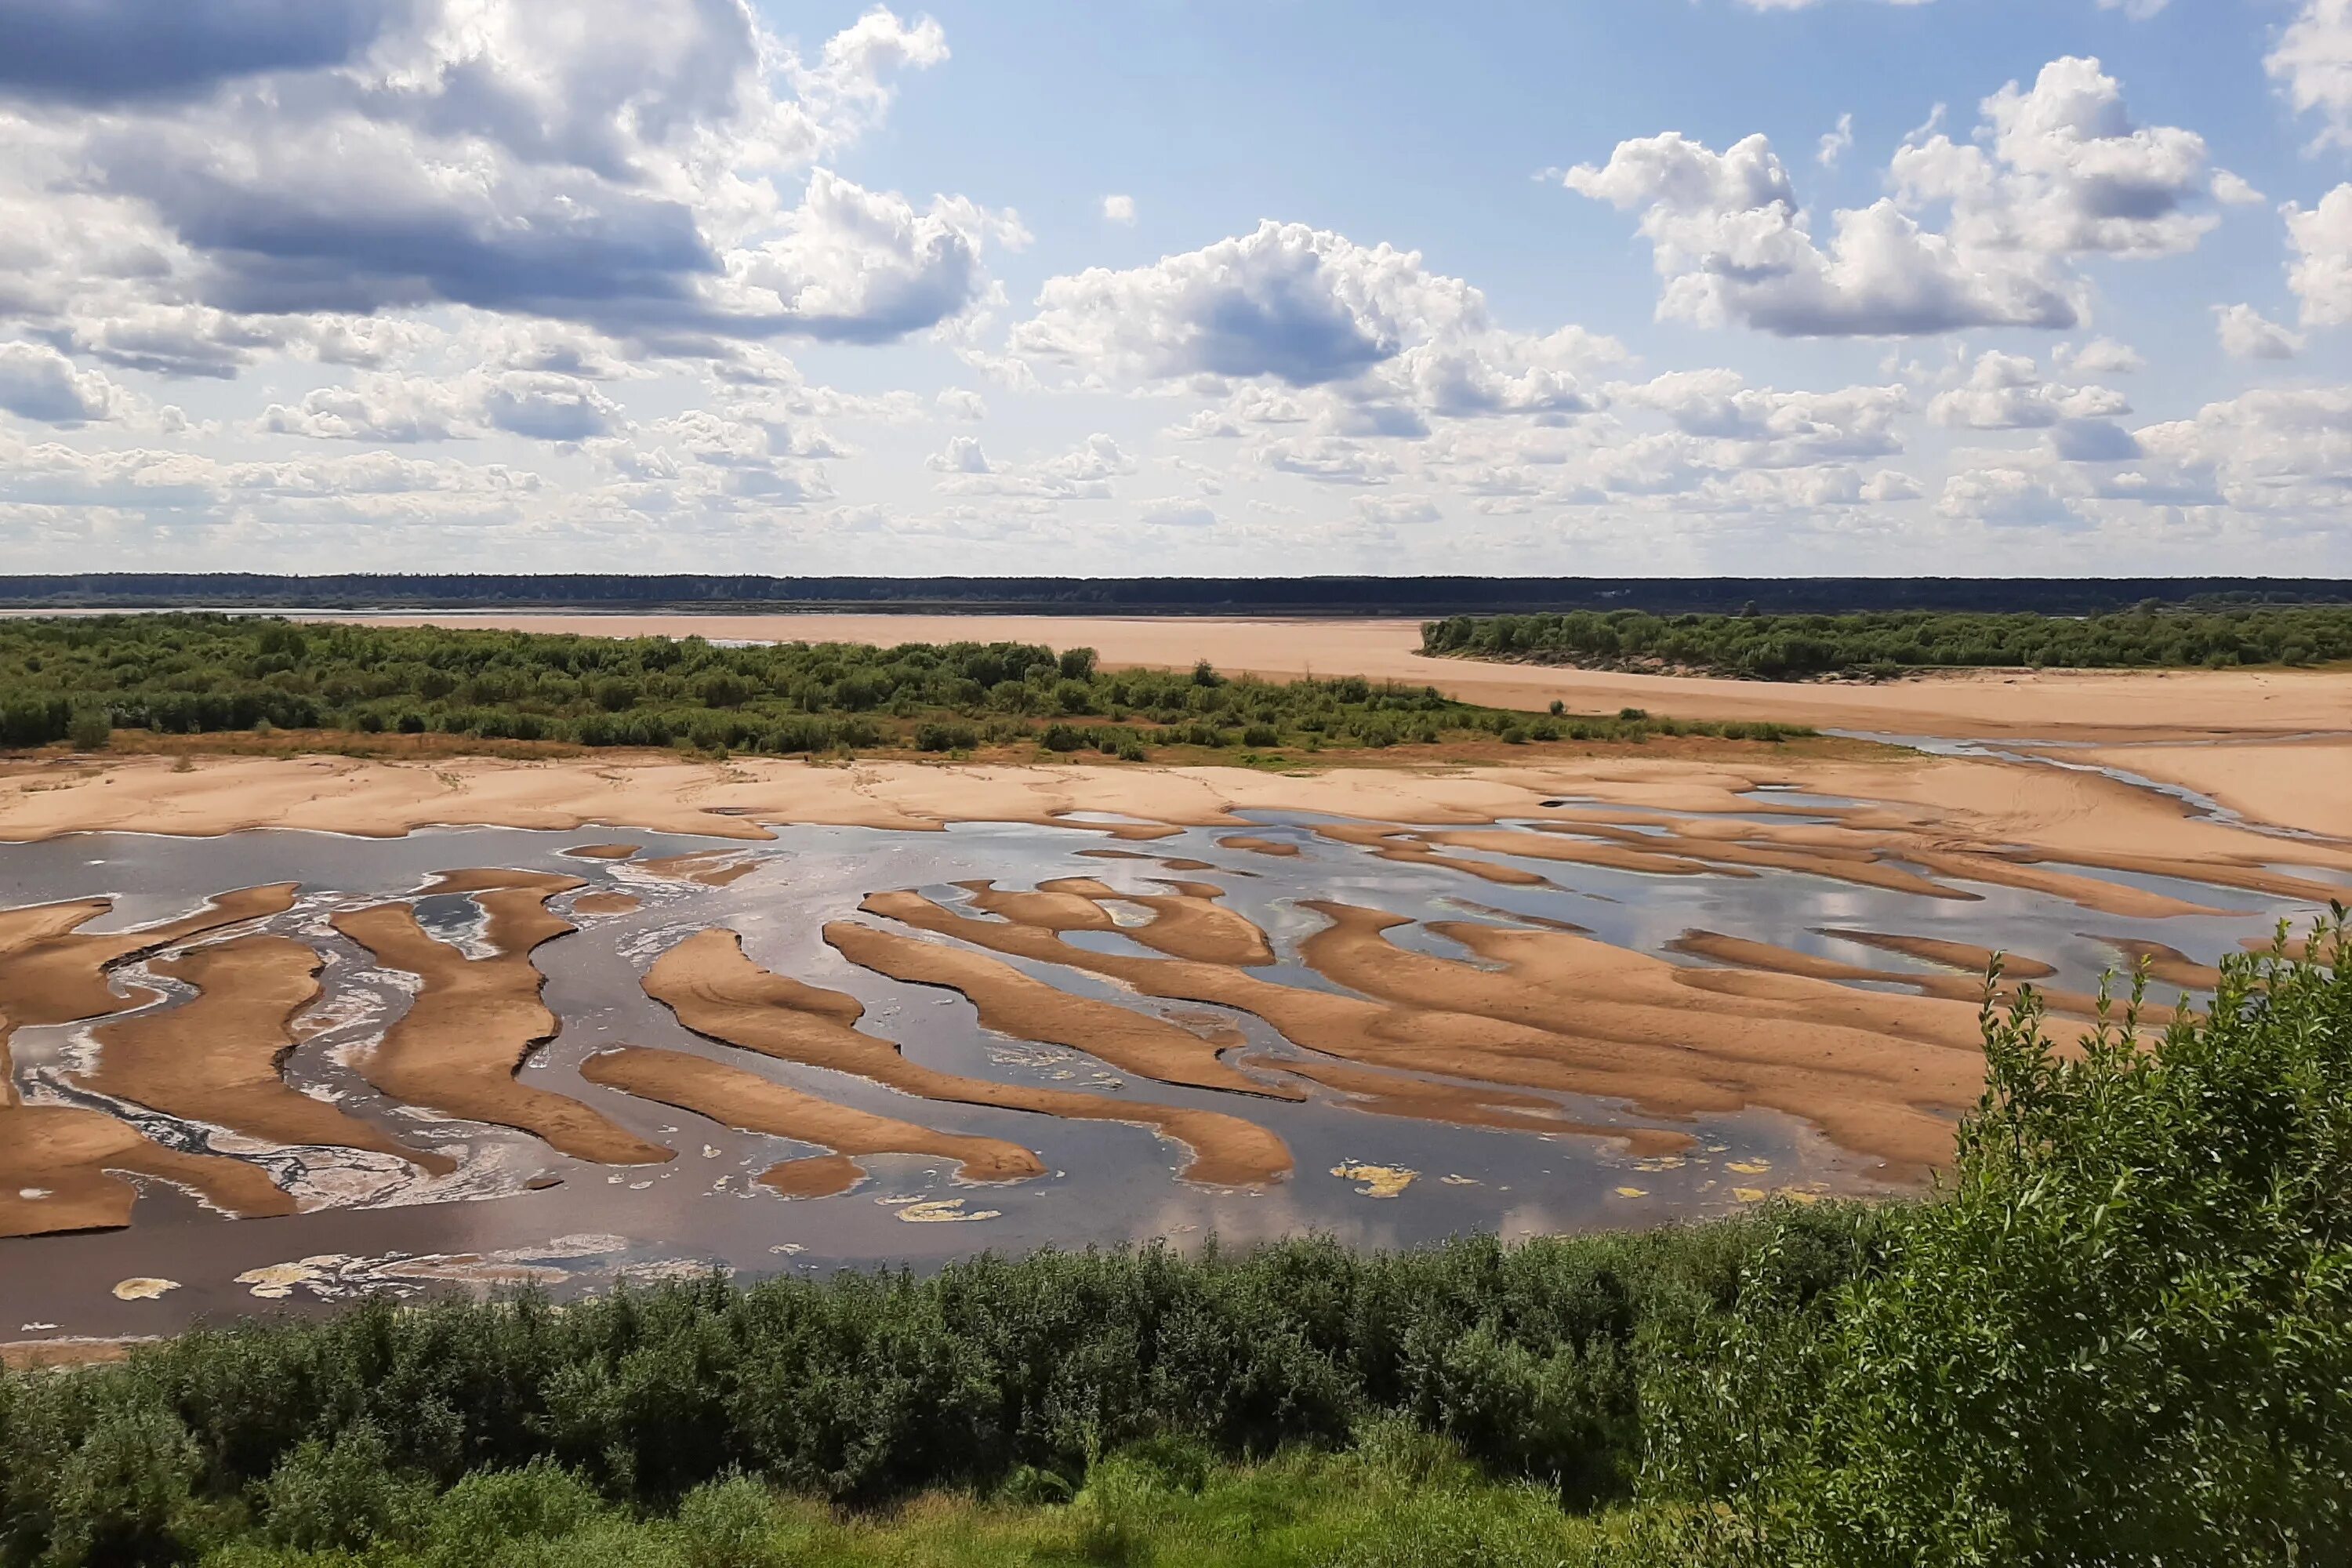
left=1423, top=604, right=2352, bottom=678
left=0, top=615, right=1802, bottom=754
left=6, top=574, right=2351, bottom=616
left=4, top=928, right=2346, bottom=1566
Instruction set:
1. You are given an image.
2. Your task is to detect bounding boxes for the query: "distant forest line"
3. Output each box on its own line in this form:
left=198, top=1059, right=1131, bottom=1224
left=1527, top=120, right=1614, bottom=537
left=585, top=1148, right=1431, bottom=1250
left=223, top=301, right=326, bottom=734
left=6, top=573, right=2352, bottom=617
left=1421, top=604, right=2352, bottom=679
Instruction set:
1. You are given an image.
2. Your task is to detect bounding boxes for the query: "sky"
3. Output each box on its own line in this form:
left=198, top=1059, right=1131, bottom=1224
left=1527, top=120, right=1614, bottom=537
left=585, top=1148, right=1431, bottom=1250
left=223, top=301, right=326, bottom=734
left=2, top=0, right=2350, bottom=578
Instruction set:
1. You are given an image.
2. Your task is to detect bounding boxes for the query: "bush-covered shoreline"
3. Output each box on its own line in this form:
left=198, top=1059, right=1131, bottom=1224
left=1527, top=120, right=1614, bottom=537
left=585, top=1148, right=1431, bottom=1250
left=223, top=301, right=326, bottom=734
left=4, top=925, right=2345, bottom=1566
left=0, top=615, right=1807, bottom=758
left=1421, top=604, right=2352, bottom=680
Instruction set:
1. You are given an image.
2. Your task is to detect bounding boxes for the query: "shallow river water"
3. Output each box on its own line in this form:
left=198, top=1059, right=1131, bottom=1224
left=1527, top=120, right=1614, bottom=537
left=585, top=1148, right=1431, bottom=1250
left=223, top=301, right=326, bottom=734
left=2, top=797, right=2338, bottom=1343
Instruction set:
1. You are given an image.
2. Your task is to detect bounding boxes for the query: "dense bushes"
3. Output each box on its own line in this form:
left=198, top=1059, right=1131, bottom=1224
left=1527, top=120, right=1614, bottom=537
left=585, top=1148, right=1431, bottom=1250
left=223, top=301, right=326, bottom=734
left=5, top=925, right=2342, bottom=1565
left=1422, top=605, right=2352, bottom=678
left=0, top=1212, right=1867, bottom=1566
left=1646, top=924, right=2352, bottom=1565
left=0, top=615, right=1809, bottom=757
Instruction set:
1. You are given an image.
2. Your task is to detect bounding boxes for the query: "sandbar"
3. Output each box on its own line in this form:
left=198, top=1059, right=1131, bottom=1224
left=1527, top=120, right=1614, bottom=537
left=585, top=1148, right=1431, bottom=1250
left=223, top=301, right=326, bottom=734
left=332, top=869, right=673, bottom=1166
left=645, top=930, right=1294, bottom=1188
left=579, top=1047, right=1043, bottom=1195
left=82, top=935, right=452, bottom=1174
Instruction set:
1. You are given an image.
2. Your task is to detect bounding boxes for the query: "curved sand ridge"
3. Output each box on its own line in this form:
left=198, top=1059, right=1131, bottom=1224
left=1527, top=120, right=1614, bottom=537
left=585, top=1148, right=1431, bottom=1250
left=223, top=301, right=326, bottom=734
left=330, top=869, right=673, bottom=1167
left=862, top=888, right=1697, bottom=1158
left=1, top=885, right=307, bottom=1237
left=579, top=1047, right=1043, bottom=1196
left=868, top=887, right=1987, bottom=1173
left=643, top=929, right=1293, bottom=1188
left=82, top=936, right=455, bottom=1176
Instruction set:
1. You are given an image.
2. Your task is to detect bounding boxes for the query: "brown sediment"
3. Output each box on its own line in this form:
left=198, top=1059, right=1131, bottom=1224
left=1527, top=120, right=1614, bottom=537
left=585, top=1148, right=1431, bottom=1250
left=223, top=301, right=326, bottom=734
left=863, top=891, right=1787, bottom=1162
left=0, top=884, right=301, bottom=1091
left=2082, top=936, right=2222, bottom=993
left=1270, top=1054, right=1692, bottom=1156
left=1076, top=848, right=1152, bottom=862
left=2016, top=851, right=2351, bottom=906
left=870, top=887, right=1982, bottom=1171
left=1451, top=902, right=1591, bottom=935
left=0, top=1100, right=299, bottom=1237
left=570, top=892, right=642, bottom=916
left=822, top=921, right=1298, bottom=1099
left=638, top=849, right=764, bottom=887
left=1431, top=827, right=1745, bottom=880
left=644, top=930, right=1293, bottom=1187
left=1312, top=822, right=1549, bottom=886
left=81, top=936, right=453, bottom=1175
left=959, top=877, right=1275, bottom=966
left=331, top=870, right=672, bottom=1166
left=1666, top=931, right=2151, bottom=1031
left=0, top=885, right=307, bottom=1238
left=563, top=843, right=641, bottom=860
left=1221, top=836, right=1301, bottom=858
left=0, top=1338, right=147, bottom=1370
left=1815, top=928, right=2058, bottom=981
left=1900, top=849, right=2230, bottom=920
left=578, top=1047, right=1043, bottom=1194
left=1537, top=826, right=1976, bottom=901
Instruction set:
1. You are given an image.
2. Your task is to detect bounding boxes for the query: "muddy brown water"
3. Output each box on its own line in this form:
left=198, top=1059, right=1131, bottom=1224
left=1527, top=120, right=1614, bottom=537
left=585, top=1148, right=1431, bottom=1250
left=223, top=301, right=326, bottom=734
left=2, top=808, right=2335, bottom=1344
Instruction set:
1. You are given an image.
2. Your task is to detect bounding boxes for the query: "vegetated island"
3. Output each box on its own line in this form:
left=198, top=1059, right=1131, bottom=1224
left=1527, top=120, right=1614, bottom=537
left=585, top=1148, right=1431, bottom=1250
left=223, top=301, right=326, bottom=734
left=0, top=614, right=1812, bottom=761
left=2, top=927, right=2343, bottom=1565
left=1421, top=604, right=2352, bottom=681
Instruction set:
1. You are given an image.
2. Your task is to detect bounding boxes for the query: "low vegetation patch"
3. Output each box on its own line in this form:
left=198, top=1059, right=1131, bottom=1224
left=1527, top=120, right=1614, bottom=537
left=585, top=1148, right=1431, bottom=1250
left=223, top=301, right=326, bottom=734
left=0, top=615, right=1809, bottom=760
left=1421, top=604, right=2352, bottom=679
left=3, top=924, right=2343, bottom=1566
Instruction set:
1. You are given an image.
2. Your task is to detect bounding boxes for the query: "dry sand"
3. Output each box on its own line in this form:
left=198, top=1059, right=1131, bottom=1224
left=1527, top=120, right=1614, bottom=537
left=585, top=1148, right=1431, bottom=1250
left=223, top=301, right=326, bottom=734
left=331, top=869, right=673, bottom=1167
left=822, top=921, right=1295, bottom=1100
left=644, top=930, right=1294, bottom=1188
left=579, top=1046, right=1044, bottom=1196
left=312, top=611, right=2352, bottom=743
left=82, top=936, right=452, bottom=1175
left=1, top=885, right=306, bottom=1237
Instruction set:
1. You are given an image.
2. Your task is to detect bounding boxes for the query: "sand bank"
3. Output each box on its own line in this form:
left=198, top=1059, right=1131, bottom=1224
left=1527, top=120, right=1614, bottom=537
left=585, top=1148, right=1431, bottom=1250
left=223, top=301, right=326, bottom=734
left=307, top=612, right=2352, bottom=742
left=82, top=936, right=452, bottom=1175
left=579, top=1047, right=1044, bottom=1196
left=645, top=931, right=1294, bottom=1188
left=331, top=870, right=672, bottom=1167
left=863, top=889, right=1727, bottom=1161
left=1, top=885, right=307, bottom=1237
left=2063, top=739, right=2352, bottom=841
left=822, top=921, right=1295, bottom=1100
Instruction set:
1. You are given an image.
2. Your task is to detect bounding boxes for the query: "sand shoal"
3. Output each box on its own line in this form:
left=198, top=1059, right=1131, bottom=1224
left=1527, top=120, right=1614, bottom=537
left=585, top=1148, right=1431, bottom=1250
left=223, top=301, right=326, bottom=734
left=331, top=869, right=673, bottom=1167
left=82, top=935, right=452, bottom=1175
left=579, top=1047, right=1044, bottom=1196
left=645, top=930, right=1294, bottom=1189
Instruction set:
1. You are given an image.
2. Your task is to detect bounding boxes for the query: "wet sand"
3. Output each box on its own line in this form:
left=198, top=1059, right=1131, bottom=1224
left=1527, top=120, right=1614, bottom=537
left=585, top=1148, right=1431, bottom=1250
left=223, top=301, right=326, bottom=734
left=304, top=612, right=2352, bottom=742
left=579, top=1047, right=1045, bottom=1195
left=2, top=885, right=307, bottom=1237
left=5, top=751, right=2346, bottom=918
left=82, top=937, right=452, bottom=1175
left=331, top=870, right=673, bottom=1167
left=822, top=922, right=1295, bottom=1100
left=645, top=931, right=1295, bottom=1188
left=2067, top=739, right=2352, bottom=840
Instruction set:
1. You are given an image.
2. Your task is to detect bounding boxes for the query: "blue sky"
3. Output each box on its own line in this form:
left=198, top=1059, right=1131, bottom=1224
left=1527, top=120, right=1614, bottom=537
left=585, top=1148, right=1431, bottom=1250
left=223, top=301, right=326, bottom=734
left=1, top=0, right=2348, bottom=575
